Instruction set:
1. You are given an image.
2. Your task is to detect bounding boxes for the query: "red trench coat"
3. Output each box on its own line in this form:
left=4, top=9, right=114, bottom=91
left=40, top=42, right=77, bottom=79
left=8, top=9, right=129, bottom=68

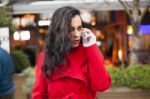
left=32, top=44, right=111, bottom=99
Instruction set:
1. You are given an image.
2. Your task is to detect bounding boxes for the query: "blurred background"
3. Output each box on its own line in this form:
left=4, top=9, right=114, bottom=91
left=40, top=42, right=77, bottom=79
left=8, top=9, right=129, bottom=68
left=0, top=0, right=150, bottom=99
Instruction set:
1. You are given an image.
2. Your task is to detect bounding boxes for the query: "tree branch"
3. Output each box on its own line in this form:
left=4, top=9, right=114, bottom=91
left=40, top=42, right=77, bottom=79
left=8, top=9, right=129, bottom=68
left=138, top=7, right=147, bottom=24
left=138, top=0, right=150, bottom=25
left=118, top=0, right=132, bottom=18
left=0, top=0, right=9, bottom=7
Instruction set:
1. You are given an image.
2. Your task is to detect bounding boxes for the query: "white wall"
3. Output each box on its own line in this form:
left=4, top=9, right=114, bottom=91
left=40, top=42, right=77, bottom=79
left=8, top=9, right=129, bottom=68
left=0, top=27, right=10, bottom=53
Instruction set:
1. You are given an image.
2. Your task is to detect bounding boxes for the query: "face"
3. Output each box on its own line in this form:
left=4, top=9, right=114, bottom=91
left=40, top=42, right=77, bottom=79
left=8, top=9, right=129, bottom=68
left=70, top=15, right=82, bottom=48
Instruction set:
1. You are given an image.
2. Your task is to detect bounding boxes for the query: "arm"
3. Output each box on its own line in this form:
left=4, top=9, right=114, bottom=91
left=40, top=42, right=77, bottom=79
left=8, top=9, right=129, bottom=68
left=0, top=56, right=4, bottom=81
left=81, top=28, right=111, bottom=92
left=0, top=60, right=3, bottom=81
left=85, top=44, right=111, bottom=92
left=32, top=52, right=47, bottom=99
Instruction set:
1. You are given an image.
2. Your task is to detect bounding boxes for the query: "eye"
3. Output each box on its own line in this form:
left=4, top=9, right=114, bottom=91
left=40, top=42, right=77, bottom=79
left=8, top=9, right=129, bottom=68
left=77, top=26, right=82, bottom=31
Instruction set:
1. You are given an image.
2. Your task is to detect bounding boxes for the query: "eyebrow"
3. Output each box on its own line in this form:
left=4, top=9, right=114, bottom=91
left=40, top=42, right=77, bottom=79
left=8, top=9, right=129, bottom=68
left=71, top=25, right=82, bottom=29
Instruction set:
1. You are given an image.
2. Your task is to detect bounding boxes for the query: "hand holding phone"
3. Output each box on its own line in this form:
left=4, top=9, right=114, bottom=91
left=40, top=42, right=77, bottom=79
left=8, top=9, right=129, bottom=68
left=81, top=31, right=91, bottom=43
left=81, top=28, right=96, bottom=47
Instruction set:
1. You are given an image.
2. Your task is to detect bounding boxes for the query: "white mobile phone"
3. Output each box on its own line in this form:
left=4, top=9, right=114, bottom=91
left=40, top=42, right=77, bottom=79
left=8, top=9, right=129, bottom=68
left=81, top=31, right=91, bottom=42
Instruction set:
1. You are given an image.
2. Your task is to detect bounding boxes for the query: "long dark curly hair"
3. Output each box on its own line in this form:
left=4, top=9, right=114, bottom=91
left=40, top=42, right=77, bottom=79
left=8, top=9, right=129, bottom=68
left=43, top=6, right=80, bottom=78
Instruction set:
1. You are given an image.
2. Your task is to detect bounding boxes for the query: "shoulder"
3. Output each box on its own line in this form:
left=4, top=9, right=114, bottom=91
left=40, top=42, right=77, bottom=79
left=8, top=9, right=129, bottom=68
left=67, top=43, right=87, bottom=63
left=37, top=51, right=45, bottom=61
left=0, top=48, right=8, bottom=60
left=39, top=51, right=45, bottom=57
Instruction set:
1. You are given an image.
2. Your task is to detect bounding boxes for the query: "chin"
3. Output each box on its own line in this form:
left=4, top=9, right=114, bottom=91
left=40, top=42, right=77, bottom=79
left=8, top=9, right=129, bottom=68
left=72, top=43, right=80, bottom=48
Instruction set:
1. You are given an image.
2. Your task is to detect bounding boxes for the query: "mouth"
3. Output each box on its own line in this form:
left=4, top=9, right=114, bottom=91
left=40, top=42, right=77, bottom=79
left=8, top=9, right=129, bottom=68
left=71, top=39, right=80, bottom=47
left=73, top=40, right=80, bottom=44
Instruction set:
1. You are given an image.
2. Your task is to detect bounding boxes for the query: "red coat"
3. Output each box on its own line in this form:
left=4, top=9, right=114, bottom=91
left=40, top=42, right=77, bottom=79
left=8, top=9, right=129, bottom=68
left=32, top=44, right=111, bottom=99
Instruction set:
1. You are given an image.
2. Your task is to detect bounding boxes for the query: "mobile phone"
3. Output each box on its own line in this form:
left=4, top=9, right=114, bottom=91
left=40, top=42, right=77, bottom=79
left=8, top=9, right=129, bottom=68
left=81, top=31, right=91, bottom=42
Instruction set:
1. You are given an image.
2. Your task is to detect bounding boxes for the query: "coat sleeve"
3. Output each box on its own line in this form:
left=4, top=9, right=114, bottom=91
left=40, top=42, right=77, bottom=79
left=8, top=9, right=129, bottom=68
left=32, top=52, right=47, bottom=99
left=0, top=59, right=3, bottom=80
left=85, top=44, right=111, bottom=92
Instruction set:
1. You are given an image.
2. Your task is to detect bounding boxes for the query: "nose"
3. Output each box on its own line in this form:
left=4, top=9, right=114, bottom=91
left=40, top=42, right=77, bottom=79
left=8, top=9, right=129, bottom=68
left=74, top=30, right=81, bottom=38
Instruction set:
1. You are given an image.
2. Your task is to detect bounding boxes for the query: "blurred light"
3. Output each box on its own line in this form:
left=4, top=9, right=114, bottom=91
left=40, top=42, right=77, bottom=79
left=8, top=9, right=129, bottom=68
left=39, top=29, right=45, bottom=34
left=139, top=25, right=150, bottom=34
left=91, top=21, right=96, bottom=26
left=12, top=17, right=20, bottom=27
left=95, top=30, right=101, bottom=37
left=40, top=13, right=52, bottom=20
left=128, top=36, right=132, bottom=51
left=20, top=31, right=30, bottom=40
left=97, top=41, right=102, bottom=46
left=21, top=14, right=36, bottom=27
left=13, top=31, right=20, bottom=40
left=118, top=49, right=123, bottom=61
left=100, top=34, right=105, bottom=40
left=127, top=25, right=133, bottom=35
left=81, top=11, right=92, bottom=24
left=38, top=20, right=51, bottom=26
left=127, top=25, right=150, bottom=35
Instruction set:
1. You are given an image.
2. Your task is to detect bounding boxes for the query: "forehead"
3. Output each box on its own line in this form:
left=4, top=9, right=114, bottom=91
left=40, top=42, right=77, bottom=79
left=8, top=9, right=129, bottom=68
left=71, top=15, right=82, bottom=27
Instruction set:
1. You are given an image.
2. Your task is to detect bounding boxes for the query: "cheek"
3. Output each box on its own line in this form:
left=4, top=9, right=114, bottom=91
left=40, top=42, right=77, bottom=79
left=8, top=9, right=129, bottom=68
left=70, top=32, right=76, bottom=38
left=70, top=33, right=74, bottom=40
left=69, top=34, right=74, bottom=43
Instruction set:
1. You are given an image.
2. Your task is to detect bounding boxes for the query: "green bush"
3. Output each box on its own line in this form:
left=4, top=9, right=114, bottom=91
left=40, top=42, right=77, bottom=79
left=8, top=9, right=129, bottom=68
left=107, top=64, right=150, bottom=89
left=11, top=50, right=31, bottom=73
left=125, top=64, right=150, bottom=89
left=107, top=67, right=127, bottom=87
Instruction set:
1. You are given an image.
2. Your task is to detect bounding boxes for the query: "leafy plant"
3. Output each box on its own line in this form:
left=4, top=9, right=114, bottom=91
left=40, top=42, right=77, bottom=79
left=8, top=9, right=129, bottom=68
left=107, top=67, right=127, bottom=87
left=11, top=50, right=31, bottom=73
left=107, top=64, right=150, bottom=89
left=0, top=6, right=16, bottom=33
left=22, top=67, right=35, bottom=95
left=0, top=6, right=12, bottom=27
left=125, top=64, right=150, bottom=89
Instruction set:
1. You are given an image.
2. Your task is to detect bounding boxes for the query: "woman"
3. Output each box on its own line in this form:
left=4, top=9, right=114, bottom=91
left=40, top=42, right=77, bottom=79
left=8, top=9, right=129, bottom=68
left=32, top=6, right=111, bottom=99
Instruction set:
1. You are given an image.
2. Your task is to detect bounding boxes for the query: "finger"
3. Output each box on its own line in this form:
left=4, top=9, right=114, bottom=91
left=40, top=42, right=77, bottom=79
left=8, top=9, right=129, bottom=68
left=85, top=31, right=90, bottom=34
left=83, top=28, right=91, bottom=32
left=81, top=32, right=86, bottom=38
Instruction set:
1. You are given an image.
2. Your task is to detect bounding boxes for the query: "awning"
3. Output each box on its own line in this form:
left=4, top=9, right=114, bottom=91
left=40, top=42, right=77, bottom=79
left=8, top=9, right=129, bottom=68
left=10, top=0, right=150, bottom=15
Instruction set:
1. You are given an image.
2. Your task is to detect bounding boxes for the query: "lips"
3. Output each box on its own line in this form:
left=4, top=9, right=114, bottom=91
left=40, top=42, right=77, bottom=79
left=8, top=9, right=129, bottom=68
left=73, top=40, right=80, bottom=44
